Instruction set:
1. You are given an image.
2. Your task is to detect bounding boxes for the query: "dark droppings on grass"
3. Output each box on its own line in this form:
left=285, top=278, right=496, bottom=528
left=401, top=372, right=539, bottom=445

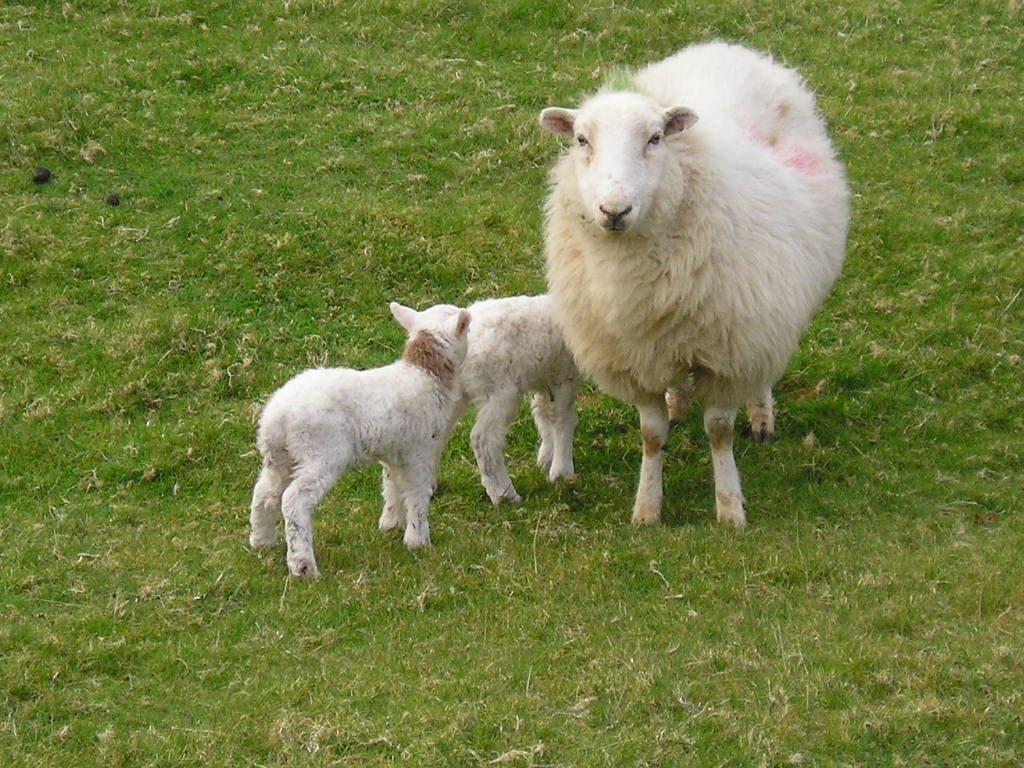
left=32, top=166, right=51, bottom=184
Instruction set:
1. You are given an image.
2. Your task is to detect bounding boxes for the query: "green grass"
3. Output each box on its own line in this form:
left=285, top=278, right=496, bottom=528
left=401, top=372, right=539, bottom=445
left=2, top=1, right=1022, bottom=765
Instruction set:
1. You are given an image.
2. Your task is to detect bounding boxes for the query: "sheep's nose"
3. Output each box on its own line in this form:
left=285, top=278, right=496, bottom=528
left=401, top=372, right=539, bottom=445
left=599, top=204, right=633, bottom=230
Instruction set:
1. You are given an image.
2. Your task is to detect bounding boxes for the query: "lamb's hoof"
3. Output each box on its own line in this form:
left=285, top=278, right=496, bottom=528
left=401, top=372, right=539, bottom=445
left=403, top=531, right=431, bottom=549
left=751, top=425, right=775, bottom=444
left=288, top=559, right=321, bottom=579
left=401, top=528, right=430, bottom=548
left=378, top=509, right=405, bottom=532
left=631, top=502, right=661, bottom=525
left=249, top=531, right=278, bottom=548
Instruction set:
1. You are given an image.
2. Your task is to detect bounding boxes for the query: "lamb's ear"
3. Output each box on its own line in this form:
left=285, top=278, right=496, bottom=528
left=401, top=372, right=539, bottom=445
left=664, top=106, right=698, bottom=136
left=389, top=301, right=418, bottom=332
left=455, top=309, right=471, bottom=337
left=540, top=107, right=578, bottom=136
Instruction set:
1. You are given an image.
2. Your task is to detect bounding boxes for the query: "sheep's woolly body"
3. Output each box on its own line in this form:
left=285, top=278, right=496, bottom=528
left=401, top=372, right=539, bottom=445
left=542, top=41, right=850, bottom=525
left=454, top=295, right=578, bottom=504
left=249, top=304, right=470, bottom=577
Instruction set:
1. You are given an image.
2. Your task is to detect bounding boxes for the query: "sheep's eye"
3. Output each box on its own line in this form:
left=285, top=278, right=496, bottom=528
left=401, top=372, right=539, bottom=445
left=648, top=133, right=662, bottom=147
left=576, top=135, right=590, bottom=148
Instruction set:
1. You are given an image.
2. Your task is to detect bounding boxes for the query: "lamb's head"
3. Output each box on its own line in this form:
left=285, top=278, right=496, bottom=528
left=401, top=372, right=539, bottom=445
left=540, top=92, right=698, bottom=234
left=390, top=301, right=472, bottom=379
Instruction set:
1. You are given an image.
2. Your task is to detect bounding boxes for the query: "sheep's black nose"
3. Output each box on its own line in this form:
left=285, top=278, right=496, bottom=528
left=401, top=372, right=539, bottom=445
left=599, top=205, right=633, bottom=230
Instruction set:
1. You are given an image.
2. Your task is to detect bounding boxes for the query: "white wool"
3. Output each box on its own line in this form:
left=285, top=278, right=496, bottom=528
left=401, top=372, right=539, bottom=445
left=540, top=41, right=850, bottom=526
left=452, top=294, right=578, bottom=505
left=248, top=302, right=470, bottom=577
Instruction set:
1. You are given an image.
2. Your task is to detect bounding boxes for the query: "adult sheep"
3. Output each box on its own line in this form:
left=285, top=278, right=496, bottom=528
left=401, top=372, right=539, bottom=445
left=539, top=41, right=850, bottom=527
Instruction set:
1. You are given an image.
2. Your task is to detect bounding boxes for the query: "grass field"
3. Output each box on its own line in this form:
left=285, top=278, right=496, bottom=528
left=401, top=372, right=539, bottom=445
left=2, top=1, right=1022, bottom=765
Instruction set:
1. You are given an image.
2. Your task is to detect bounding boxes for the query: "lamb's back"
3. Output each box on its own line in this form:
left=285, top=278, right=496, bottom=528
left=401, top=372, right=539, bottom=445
left=462, top=295, right=575, bottom=398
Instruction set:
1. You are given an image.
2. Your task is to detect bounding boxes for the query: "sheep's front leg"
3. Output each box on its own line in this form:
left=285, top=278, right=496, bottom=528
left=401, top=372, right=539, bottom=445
left=378, top=464, right=406, bottom=532
left=394, top=462, right=434, bottom=549
left=704, top=405, right=746, bottom=528
left=746, top=386, right=775, bottom=444
left=471, top=389, right=523, bottom=505
left=531, top=379, right=577, bottom=482
left=632, top=398, right=669, bottom=525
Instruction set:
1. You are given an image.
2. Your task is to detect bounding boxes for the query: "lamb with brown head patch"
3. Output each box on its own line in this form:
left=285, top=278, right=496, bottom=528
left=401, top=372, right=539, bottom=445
left=248, top=301, right=470, bottom=577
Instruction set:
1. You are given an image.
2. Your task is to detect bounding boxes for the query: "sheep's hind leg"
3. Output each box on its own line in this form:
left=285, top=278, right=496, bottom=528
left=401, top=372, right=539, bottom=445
left=281, top=462, right=344, bottom=578
left=471, top=390, right=523, bottom=505
left=531, top=379, right=577, bottom=482
left=704, top=405, right=746, bottom=528
left=632, top=398, right=669, bottom=525
left=531, top=392, right=556, bottom=473
left=746, top=386, right=775, bottom=444
left=249, top=455, right=290, bottom=548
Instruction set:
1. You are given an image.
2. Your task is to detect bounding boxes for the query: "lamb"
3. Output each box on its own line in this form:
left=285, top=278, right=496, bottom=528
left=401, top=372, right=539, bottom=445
left=453, top=294, right=578, bottom=505
left=248, top=301, right=471, bottom=577
left=539, top=41, right=850, bottom=527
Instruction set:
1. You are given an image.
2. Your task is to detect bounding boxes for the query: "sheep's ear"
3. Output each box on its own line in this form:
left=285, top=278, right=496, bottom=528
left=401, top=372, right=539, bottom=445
left=664, top=106, right=698, bottom=136
left=455, top=309, right=471, bottom=337
left=540, top=107, right=578, bottom=136
left=389, top=301, right=418, bottom=332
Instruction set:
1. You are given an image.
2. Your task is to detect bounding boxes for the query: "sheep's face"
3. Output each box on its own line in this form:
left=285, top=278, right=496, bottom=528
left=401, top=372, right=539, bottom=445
left=390, top=301, right=471, bottom=365
left=541, top=93, right=697, bottom=234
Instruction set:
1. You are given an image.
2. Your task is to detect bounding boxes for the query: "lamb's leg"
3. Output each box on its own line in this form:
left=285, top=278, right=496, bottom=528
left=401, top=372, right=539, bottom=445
left=531, top=380, right=577, bottom=482
left=665, top=378, right=694, bottom=425
left=393, top=463, right=433, bottom=549
left=249, top=455, right=290, bottom=548
left=531, top=392, right=556, bottom=473
left=281, top=462, right=344, bottom=578
left=378, top=464, right=406, bottom=532
left=470, top=389, right=523, bottom=505
left=632, top=398, right=669, bottom=525
left=746, top=386, right=775, bottom=444
left=704, top=405, right=746, bottom=528
left=430, top=399, right=466, bottom=496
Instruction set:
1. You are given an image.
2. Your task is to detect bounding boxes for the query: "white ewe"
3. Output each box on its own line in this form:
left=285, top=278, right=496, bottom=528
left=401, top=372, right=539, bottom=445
left=248, top=301, right=471, bottom=577
left=454, top=294, right=578, bottom=505
left=539, top=41, right=850, bottom=527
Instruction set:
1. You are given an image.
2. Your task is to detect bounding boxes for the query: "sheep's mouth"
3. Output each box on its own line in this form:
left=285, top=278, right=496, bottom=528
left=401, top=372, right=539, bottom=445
left=601, top=219, right=630, bottom=232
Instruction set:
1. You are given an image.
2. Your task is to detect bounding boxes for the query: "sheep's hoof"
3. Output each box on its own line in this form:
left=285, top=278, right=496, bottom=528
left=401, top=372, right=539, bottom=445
left=751, top=425, right=775, bottom=444
left=631, top=502, right=661, bottom=525
left=288, top=559, right=321, bottom=579
left=249, top=530, right=278, bottom=548
left=378, top=509, right=405, bottom=532
left=715, top=495, right=746, bottom=528
left=403, top=531, right=431, bottom=549
left=488, top=488, right=523, bottom=506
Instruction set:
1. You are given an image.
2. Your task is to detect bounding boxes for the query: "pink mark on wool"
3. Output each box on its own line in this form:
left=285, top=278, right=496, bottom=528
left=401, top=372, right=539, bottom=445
left=774, top=143, right=826, bottom=176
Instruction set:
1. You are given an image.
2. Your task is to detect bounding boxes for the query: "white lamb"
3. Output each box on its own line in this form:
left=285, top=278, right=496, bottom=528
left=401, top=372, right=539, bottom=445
left=248, top=301, right=471, bottom=577
left=539, top=41, right=850, bottom=527
left=453, top=294, right=578, bottom=505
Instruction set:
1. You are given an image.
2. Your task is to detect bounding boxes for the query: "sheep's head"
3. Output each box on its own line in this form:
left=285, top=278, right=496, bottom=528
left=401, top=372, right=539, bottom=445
left=540, top=93, right=698, bottom=234
left=390, top=301, right=472, bottom=369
